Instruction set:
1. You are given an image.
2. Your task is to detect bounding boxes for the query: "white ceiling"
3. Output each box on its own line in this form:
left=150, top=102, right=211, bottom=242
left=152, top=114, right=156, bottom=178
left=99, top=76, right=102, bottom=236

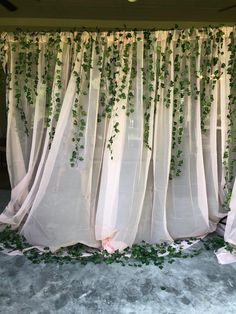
left=0, top=0, right=236, bottom=21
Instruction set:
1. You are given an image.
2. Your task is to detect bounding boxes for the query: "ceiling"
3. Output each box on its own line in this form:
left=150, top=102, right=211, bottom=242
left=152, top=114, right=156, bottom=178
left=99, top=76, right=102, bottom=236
left=0, top=0, right=236, bottom=22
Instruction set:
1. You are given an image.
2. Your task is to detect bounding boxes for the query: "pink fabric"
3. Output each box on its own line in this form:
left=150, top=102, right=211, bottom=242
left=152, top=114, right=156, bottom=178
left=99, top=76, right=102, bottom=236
left=102, top=237, right=129, bottom=253
left=102, top=238, right=115, bottom=254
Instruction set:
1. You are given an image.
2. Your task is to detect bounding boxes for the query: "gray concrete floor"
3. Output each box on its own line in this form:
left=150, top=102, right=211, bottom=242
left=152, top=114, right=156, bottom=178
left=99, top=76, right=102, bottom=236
left=1, top=247, right=236, bottom=314
left=1, top=190, right=236, bottom=314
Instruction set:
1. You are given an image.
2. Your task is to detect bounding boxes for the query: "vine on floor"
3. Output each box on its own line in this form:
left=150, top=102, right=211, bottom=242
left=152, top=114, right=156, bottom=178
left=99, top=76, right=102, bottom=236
left=0, top=227, right=233, bottom=268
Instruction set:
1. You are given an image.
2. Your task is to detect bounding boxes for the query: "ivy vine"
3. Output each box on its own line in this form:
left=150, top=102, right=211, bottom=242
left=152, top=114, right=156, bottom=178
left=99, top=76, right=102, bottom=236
left=143, top=31, right=155, bottom=150
left=70, top=35, right=92, bottom=166
left=222, top=29, right=236, bottom=210
left=0, top=28, right=235, bottom=204
left=0, top=226, right=232, bottom=268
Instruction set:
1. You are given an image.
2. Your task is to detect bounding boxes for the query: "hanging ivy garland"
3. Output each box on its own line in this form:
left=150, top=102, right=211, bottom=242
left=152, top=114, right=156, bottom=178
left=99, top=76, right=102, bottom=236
left=13, top=34, right=33, bottom=135
left=0, top=27, right=235, bottom=207
left=106, top=33, right=133, bottom=159
left=44, top=33, right=65, bottom=148
left=199, top=28, right=225, bottom=132
left=143, top=31, right=155, bottom=150
left=223, top=29, right=236, bottom=209
left=70, top=33, right=93, bottom=166
left=169, top=30, right=187, bottom=179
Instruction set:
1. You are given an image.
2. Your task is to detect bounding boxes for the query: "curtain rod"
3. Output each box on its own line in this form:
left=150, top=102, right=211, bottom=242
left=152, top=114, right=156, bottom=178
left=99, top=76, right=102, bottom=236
left=0, top=24, right=234, bottom=33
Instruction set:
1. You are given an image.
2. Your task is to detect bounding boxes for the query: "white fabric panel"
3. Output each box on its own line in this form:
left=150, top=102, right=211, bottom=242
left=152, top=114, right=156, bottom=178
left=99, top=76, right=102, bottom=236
left=95, top=38, right=138, bottom=250
left=225, top=180, right=236, bottom=245
left=166, top=48, right=209, bottom=238
left=202, top=36, right=230, bottom=224
left=21, top=37, right=103, bottom=249
left=0, top=38, right=71, bottom=228
left=6, top=43, right=28, bottom=188
left=202, top=60, right=219, bottom=224
left=136, top=34, right=173, bottom=243
left=109, top=35, right=154, bottom=249
left=219, top=37, right=231, bottom=206
left=149, top=36, right=174, bottom=243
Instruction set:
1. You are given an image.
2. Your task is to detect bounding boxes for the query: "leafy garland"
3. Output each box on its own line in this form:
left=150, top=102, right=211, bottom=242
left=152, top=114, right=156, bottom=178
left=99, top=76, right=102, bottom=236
left=70, top=35, right=93, bottom=166
left=169, top=30, right=186, bottom=179
left=0, top=27, right=235, bottom=208
left=12, top=35, right=33, bottom=135
left=47, top=35, right=64, bottom=147
left=0, top=226, right=233, bottom=268
left=223, top=29, right=236, bottom=209
left=142, top=31, right=155, bottom=150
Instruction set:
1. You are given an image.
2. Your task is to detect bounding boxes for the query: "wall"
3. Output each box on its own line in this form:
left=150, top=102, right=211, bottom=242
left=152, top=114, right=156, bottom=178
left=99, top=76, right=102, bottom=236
left=0, top=18, right=234, bottom=31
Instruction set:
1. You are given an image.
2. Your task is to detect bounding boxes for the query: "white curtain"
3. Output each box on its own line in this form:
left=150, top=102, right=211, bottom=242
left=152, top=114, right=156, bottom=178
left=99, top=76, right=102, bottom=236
left=225, top=180, right=236, bottom=245
left=0, top=27, right=235, bottom=253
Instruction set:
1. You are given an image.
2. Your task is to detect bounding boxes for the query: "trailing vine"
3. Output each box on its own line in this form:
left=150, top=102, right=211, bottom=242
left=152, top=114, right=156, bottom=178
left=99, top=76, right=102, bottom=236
left=143, top=31, right=155, bottom=150
left=199, top=28, right=224, bottom=132
left=169, top=30, right=187, bottom=179
left=42, top=34, right=62, bottom=148
left=0, top=226, right=232, bottom=268
left=70, top=34, right=93, bottom=166
left=0, top=33, right=7, bottom=68
left=12, top=37, right=29, bottom=135
left=126, top=39, right=136, bottom=118
left=96, top=34, right=107, bottom=123
left=223, top=29, right=236, bottom=209
left=48, top=39, right=65, bottom=147
left=107, top=35, right=132, bottom=159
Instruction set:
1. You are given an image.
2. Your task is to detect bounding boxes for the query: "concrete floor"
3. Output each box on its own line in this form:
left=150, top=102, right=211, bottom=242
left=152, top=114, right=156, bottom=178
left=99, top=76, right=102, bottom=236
left=1, top=190, right=236, bottom=314
left=1, top=247, right=236, bottom=314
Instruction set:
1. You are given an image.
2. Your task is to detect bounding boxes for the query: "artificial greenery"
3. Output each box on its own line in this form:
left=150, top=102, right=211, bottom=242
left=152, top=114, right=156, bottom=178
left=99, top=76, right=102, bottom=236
left=222, top=30, right=236, bottom=210
left=0, top=226, right=234, bottom=268
left=0, top=26, right=235, bottom=207
left=70, top=36, right=93, bottom=166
